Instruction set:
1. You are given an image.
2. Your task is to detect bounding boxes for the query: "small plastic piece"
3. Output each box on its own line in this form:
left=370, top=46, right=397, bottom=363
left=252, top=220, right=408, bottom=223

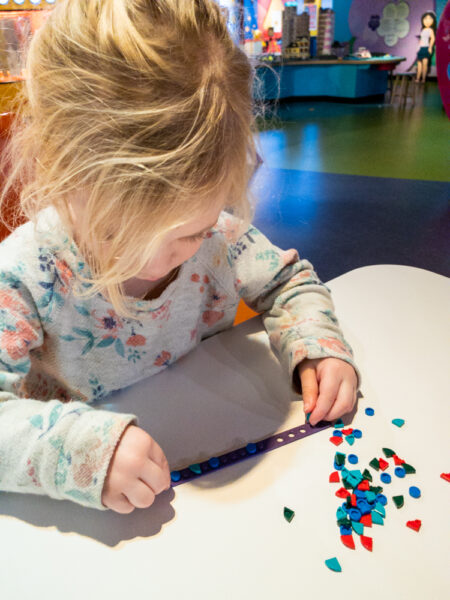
left=325, top=557, right=342, bottom=572
left=284, top=507, right=295, bottom=523
left=380, top=473, right=391, bottom=484
left=170, top=470, right=181, bottom=482
left=358, top=479, right=370, bottom=491
left=378, top=458, right=389, bottom=471
left=350, top=493, right=357, bottom=507
left=393, top=495, right=404, bottom=508
left=340, top=525, right=352, bottom=536
left=440, top=473, right=450, bottom=482
left=336, top=487, right=350, bottom=499
left=333, top=430, right=343, bottom=437
left=329, top=471, right=340, bottom=483
left=365, top=407, right=375, bottom=416
left=341, top=428, right=353, bottom=436
left=356, top=499, right=372, bottom=515
left=360, top=535, right=373, bottom=551
left=376, top=494, right=388, bottom=506
left=246, top=443, right=257, bottom=455
left=395, top=467, right=406, bottom=478
left=352, top=429, right=362, bottom=439
left=371, top=511, right=384, bottom=526
left=306, top=412, right=311, bottom=424
left=362, top=469, right=373, bottom=482
left=335, top=452, right=346, bottom=466
left=402, top=463, right=416, bottom=474
left=369, top=486, right=383, bottom=495
left=392, top=418, right=405, bottom=427
left=337, top=517, right=351, bottom=528
left=406, top=519, right=421, bottom=532
left=393, top=454, right=405, bottom=466
left=374, top=502, right=386, bottom=517
left=336, top=507, right=347, bottom=520
left=330, top=436, right=343, bottom=446
left=369, top=458, right=380, bottom=471
left=409, top=486, right=421, bottom=498
left=349, top=508, right=362, bottom=522
left=365, top=491, right=376, bottom=503
left=334, top=418, right=344, bottom=428
left=345, top=435, right=355, bottom=446
left=208, top=457, right=220, bottom=468
left=189, top=463, right=202, bottom=475
left=352, top=521, right=364, bottom=536
left=340, top=534, right=355, bottom=550
left=360, top=513, right=372, bottom=527
left=382, top=447, right=396, bottom=458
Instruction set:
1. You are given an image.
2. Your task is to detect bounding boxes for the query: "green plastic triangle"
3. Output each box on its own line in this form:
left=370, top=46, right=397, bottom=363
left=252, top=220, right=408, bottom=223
left=352, top=521, right=364, bottom=535
left=402, top=463, right=416, bottom=474
left=392, top=418, right=405, bottom=427
left=345, top=435, right=355, bottom=446
left=284, top=507, right=295, bottom=523
left=369, top=458, right=380, bottom=471
left=393, top=495, right=404, bottom=508
left=371, top=510, right=384, bottom=525
left=362, top=469, right=373, bottom=482
left=382, top=447, right=396, bottom=458
left=325, top=557, right=342, bottom=572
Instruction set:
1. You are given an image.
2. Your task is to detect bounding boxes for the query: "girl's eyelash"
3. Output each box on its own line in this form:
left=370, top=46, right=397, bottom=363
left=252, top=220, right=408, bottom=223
left=186, top=231, right=209, bottom=242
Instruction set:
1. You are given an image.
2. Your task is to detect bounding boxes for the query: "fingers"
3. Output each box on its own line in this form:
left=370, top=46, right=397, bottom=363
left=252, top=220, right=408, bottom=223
left=103, top=493, right=135, bottom=514
left=309, top=373, right=340, bottom=426
left=124, top=479, right=156, bottom=510
left=141, top=458, right=171, bottom=495
left=323, top=379, right=357, bottom=423
left=147, top=436, right=170, bottom=475
left=299, top=362, right=319, bottom=415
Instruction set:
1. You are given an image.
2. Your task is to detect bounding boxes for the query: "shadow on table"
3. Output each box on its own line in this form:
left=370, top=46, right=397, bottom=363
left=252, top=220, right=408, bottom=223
left=0, top=486, right=176, bottom=548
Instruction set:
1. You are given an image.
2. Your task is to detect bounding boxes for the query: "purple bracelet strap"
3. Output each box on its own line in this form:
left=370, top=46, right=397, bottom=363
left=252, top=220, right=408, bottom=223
left=170, top=419, right=332, bottom=487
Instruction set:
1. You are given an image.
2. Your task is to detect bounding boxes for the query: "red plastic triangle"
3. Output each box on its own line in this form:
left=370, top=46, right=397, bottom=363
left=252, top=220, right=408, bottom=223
left=360, top=513, right=372, bottom=527
left=357, top=480, right=370, bottom=491
left=440, top=472, right=450, bottom=483
left=340, top=534, right=355, bottom=550
left=335, top=487, right=350, bottom=498
left=350, top=493, right=357, bottom=507
left=330, top=436, right=343, bottom=446
left=361, top=535, right=373, bottom=551
left=393, top=454, right=405, bottom=465
left=378, top=458, right=389, bottom=471
left=329, top=471, right=340, bottom=483
left=341, top=428, right=353, bottom=435
left=406, top=519, right=421, bottom=532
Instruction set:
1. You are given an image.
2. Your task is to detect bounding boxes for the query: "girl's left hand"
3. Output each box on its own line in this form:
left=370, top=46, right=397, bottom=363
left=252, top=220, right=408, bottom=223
left=297, top=357, right=358, bottom=426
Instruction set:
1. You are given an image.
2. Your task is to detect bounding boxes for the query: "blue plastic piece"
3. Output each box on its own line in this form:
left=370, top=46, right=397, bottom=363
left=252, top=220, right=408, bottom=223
left=374, top=502, right=386, bottom=517
left=352, top=429, right=362, bottom=438
left=246, top=443, right=257, bottom=455
left=395, top=466, right=406, bottom=478
left=371, top=510, right=384, bottom=525
left=380, top=473, right=391, bottom=484
left=348, top=454, right=358, bottom=464
left=356, top=499, right=372, bottom=515
left=352, top=521, right=364, bottom=535
left=325, top=557, right=342, bottom=572
left=365, top=491, right=377, bottom=503
left=354, top=489, right=366, bottom=499
left=208, top=457, right=220, bottom=469
left=333, top=430, right=343, bottom=437
left=392, top=418, right=405, bottom=427
left=170, top=470, right=181, bottom=482
left=365, top=407, right=375, bottom=416
left=336, top=507, right=347, bottom=520
left=340, top=525, right=352, bottom=536
left=334, top=461, right=343, bottom=471
left=349, top=508, right=362, bottom=521
left=409, top=486, right=421, bottom=498
left=376, top=494, right=388, bottom=506
left=306, top=412, right=311, bottom=424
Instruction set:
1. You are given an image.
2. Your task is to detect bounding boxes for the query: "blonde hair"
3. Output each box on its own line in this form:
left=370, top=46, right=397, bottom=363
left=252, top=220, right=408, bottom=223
left=1, top=0, right=257, bottom=314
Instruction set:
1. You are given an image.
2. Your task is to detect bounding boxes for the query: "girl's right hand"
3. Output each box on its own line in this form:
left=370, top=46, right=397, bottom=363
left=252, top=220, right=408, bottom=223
left=102, top=425, right=171, bottom=514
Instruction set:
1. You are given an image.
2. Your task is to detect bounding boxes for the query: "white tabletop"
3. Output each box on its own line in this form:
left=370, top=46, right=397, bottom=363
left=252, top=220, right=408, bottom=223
left=1, top=265, right=449, bottom=599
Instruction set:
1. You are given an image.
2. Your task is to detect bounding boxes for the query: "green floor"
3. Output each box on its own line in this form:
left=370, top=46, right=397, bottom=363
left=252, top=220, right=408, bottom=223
left=257, top=82, right=449, bottom=183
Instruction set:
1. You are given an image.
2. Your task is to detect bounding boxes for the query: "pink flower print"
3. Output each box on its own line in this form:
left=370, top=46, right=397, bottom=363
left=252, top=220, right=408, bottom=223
left=54, top=259, right=74, bottom=292
left=0, top=290, right=30, bottom=315
left=202, top=310, right=225, bottom=327
left=92, top=309, right=123, bottom=335
left=203, top=275, right=210, bottom=284
left=154, top=351, right=172, bottom=367
left=317, top=338, right=349, bottom=356
left=26, top=459, right=41, bottom=487
left=126, top=334, right=146, bottom=347
left=1, top=319, right=39, bottom=360
left=190, top=328, right=198, bottom=341
left=191, top=273, right=200, bottom=282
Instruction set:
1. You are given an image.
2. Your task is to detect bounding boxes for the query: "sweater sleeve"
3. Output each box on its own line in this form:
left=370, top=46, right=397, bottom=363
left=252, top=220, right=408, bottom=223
left=0, top=278, right=136, bottom=510
left=229, top=224, right=361, bottom=392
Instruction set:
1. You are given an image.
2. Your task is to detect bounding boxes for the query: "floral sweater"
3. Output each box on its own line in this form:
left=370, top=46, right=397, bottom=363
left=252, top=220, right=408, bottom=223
left=0, top=209, right=359, bottom=510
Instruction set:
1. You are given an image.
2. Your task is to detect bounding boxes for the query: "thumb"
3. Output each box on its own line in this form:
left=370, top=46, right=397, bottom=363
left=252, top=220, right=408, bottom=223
left=299, top=364, right=319, bottom=414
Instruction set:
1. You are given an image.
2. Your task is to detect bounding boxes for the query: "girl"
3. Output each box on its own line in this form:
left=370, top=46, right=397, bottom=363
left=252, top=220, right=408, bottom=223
left=0, top=0, right=359, bottom=515
left=416, top=11, right=436, bottom=83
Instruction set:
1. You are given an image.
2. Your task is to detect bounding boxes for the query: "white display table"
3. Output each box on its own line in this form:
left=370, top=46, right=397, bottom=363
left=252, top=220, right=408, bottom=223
left=0, top=265, right=449, bottom=599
